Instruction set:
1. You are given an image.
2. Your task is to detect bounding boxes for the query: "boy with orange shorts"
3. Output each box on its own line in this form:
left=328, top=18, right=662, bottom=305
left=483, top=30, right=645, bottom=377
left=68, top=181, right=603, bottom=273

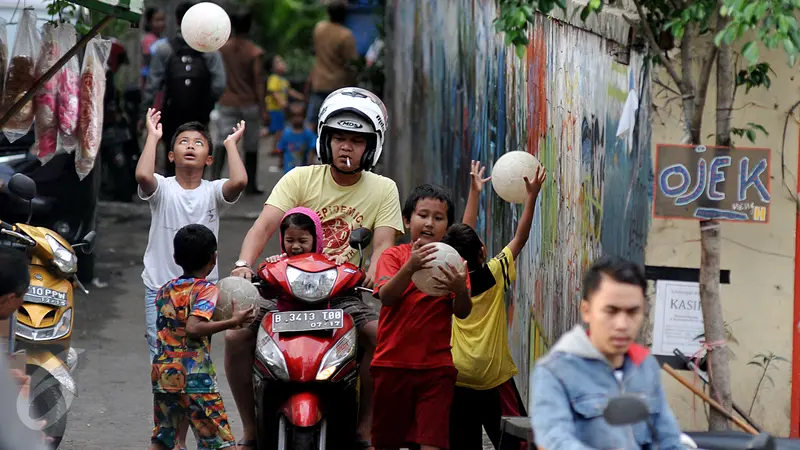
left=370, top=184, right=472, bottom=450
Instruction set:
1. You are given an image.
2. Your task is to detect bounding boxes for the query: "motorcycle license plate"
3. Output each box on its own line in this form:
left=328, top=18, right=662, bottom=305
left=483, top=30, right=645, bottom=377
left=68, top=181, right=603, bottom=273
left=24, top=286, right=68, bottom=307
left=272, top=309, right=344, bottom=333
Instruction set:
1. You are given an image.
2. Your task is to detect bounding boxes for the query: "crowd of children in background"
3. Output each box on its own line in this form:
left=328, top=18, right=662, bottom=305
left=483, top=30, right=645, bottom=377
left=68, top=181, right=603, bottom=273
left=265, top=55, right=318, bottom=175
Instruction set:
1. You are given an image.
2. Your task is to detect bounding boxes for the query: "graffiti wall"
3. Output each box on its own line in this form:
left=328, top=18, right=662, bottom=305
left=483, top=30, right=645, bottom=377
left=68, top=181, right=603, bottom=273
left=384, top=0, right=653, bottom=401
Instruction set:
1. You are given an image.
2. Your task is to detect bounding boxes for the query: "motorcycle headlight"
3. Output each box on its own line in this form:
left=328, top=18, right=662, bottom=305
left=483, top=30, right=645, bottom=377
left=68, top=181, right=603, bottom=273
left=45, top=235, right=77, bottom=275
left=256, top=327, right=290, bottom=381
left=15, top=308, right=72, bottom=341
left=285, top=266, right=337, bottom=302
left=316, top=327, right=357, bottom=381
left=52, top=308, right=73, bottom=340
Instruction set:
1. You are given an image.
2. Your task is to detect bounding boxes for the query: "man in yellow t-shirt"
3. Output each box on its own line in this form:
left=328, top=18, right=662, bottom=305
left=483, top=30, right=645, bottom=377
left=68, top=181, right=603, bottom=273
left=225, top=87, right=402, bottom=450
left=442, top=160, right=547, bottom=450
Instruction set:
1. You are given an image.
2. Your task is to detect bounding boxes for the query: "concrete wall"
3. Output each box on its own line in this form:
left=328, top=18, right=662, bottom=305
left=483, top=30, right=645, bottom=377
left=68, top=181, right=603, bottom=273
left=650, top=48, right=799, bottom=434
left=384, top=0, right=653, bottom=402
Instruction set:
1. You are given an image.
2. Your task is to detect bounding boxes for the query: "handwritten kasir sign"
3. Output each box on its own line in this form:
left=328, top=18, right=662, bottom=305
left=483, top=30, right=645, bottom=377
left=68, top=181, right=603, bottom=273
left=653, top=144, right=771, bottom=223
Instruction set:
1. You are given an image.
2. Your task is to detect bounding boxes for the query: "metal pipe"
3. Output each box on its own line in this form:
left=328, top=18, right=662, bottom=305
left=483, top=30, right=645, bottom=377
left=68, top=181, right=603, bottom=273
left=0, top=15, right=114, bottom=130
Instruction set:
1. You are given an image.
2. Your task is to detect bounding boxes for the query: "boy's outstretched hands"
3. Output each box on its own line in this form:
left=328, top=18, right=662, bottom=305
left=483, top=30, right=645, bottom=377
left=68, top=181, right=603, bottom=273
left=231, top=300, right=257, bottom=327
left=145, top=108, right=163, bottom=140
left=224, top=120, right=246, bottom=146
left=469, top=160, right=492, bottom=193
left=407, top=239, right=437, bottom=273
left=524, top=165, right=548, bottom=198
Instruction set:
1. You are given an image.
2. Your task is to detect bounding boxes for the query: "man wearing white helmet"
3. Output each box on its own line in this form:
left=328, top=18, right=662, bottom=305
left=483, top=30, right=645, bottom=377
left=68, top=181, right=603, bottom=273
left=226, top=87, right=403, bottom=450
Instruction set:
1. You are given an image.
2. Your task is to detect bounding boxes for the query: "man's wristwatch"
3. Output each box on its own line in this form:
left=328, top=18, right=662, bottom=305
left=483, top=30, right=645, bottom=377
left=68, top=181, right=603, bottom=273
left=234, top=260, right=251, bottom=270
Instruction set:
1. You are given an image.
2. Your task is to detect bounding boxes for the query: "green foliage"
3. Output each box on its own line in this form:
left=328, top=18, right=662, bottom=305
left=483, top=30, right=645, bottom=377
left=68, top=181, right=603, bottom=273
left=46, top=0, right=129, bottom=38
left=731, top=122, right=769, bottom=143
left=717, top=0, right=800, bottom=67
left=747, top=351, right=789, bottom=415
left=243, top=0, right=325, bottom=66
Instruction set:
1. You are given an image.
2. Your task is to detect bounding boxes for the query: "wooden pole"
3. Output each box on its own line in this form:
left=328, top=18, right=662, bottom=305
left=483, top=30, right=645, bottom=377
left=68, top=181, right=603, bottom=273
left=0, top=15, right=113, bottom=130
left=662, top=363, right=758, bottom=435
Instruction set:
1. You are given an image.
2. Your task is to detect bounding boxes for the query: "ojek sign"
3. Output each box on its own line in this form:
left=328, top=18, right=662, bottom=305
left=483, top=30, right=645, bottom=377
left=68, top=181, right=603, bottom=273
left=653, top=144, right=771, bottom=223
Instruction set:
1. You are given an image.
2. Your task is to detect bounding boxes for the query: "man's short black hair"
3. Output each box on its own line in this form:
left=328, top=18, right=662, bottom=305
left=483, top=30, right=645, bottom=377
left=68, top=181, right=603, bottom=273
left=327, top=3, right=348, bottom=23
left=442, top=223, right=483, bottom=271
left=402, top=184, right=455, bottom=226
left=231, top=10, right=253, bottom=35
left=582, top=256, right=647, bottom=300
left=176, top=1, right=195, bottom=25
left=171, top=121, right=213, bottom=154
left=0, top=247, right=30, bottom=297
left=174, top=224, right=217, bottom=273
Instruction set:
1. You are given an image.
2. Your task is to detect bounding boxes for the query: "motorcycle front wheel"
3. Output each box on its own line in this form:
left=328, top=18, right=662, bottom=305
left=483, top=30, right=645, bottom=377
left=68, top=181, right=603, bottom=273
left=291, top=426, right=318, bottom=450
left=28, top=373, right=67, bottom=449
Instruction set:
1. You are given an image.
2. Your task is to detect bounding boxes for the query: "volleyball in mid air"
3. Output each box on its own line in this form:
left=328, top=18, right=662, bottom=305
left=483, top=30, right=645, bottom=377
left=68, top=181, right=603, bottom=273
left=491, top=151, right=541, bottom=204
left=181, top=2, right=231, bottom=53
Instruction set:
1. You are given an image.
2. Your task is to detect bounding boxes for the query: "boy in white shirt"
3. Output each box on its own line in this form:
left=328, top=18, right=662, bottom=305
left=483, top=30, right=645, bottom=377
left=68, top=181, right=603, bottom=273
left=136, top=108, right=249, bottom=362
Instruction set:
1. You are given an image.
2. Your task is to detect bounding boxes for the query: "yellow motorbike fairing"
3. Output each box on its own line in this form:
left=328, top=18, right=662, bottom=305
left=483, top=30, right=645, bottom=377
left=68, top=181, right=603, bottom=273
left=16, top=269, right=73, bottom=336
left=24, top=350, right=76, bottom=397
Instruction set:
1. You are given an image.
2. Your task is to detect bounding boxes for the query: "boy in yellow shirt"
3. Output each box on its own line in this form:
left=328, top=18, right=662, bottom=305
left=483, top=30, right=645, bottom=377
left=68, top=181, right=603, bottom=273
left=265, top=55, right=304, bottom=138
left=442, top=159, right=546, bottom=450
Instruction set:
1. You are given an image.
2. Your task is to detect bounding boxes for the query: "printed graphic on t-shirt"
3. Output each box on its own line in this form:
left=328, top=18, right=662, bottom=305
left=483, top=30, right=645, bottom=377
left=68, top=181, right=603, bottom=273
left=317, top=204, right=366, bottom=262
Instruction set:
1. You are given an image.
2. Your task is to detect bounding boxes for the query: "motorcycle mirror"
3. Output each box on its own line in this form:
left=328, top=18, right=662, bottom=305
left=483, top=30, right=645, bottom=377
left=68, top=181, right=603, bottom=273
left=747, top=432, right=776, bottom=450
left=603, top=394, right=650, bottom=426
left=349, top=227, right=373, bottom=250
left=7, top=173, right=36, bottom=201
left=75, top=231, right=97, bottom=254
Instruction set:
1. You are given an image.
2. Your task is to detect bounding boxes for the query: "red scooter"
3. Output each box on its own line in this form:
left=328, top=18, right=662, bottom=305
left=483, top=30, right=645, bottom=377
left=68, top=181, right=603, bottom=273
left=252, top=228, right=373, bottom=450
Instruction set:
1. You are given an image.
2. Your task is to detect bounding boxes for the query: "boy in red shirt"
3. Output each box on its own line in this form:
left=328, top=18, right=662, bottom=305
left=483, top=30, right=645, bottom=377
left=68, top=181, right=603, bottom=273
left=370, top=184, right=472, bottom=450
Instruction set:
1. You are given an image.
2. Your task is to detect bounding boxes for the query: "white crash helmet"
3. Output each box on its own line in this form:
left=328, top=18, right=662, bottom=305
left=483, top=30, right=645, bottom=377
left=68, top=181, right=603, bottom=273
left=316, top=87, right=388, bottom=172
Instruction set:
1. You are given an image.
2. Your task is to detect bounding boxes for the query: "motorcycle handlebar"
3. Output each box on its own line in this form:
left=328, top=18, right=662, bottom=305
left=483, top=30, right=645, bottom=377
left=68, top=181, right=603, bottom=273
left=0, top=221, right=12, bottom=231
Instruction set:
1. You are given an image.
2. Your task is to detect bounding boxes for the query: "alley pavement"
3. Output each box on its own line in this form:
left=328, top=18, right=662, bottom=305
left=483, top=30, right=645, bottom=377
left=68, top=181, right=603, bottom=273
left=56, top=149, right=495, bottom=449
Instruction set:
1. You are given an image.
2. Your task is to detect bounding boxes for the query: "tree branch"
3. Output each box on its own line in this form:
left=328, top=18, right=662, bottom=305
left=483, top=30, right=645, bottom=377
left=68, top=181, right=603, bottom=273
left=628, top=0, right=683, bottom=88
left=654, top=78, right=681, bottom=96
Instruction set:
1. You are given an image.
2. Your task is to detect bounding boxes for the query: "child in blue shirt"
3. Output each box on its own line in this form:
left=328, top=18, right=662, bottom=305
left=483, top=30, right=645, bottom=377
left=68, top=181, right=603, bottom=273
left=277, top=102, right=317, bottom=173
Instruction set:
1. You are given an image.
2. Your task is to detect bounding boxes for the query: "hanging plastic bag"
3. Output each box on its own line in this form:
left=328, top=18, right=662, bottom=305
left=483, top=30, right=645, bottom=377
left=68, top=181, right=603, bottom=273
left=31, top=23, right=60, bottom=164
left=76, top=37, right=111, bottom=181
left=57, top=23, right=79, bottom=153
left=2, top=9, right=40, bottom=143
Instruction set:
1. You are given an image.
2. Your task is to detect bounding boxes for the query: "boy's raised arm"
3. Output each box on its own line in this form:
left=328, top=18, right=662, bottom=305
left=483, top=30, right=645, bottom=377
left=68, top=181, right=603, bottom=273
left=220, top=120, right=250, bottom=202
left=508, top=166, right=547, bottom=259
left=462, top=160, right=491, bottom=228
left=135, top=108, right=163, bottom=197
left=186, top=305, right=255, bottom=338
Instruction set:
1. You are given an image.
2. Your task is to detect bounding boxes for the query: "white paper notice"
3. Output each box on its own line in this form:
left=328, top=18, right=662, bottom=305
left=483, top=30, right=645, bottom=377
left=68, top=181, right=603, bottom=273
left=652, top=280, right=705, bottom=357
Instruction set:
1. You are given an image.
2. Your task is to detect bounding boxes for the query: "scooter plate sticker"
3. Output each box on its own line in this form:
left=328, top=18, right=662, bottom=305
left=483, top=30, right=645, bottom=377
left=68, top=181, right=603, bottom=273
left=272, top=309, right=344, bottom=333
left=25, top=286, right=68, bottom=307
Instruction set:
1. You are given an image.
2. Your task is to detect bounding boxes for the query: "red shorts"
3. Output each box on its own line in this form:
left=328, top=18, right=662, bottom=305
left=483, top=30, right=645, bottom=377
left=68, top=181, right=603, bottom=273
left=371, top=366, right=458, bottom=449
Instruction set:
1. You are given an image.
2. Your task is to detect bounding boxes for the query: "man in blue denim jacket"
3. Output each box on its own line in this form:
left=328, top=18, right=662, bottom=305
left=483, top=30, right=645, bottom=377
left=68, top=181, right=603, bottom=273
left=530, top=257, right=684, bottom=450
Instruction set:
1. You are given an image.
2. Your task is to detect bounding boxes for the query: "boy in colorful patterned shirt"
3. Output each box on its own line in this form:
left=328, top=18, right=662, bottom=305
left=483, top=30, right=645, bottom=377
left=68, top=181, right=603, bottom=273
left=150, top=224, right=255, bottom=450
left=441, top=160, right=546, bottom=450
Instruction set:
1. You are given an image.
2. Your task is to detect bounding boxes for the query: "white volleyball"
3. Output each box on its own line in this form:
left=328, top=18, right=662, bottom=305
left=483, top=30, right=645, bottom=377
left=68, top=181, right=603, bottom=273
left=411, top=242, right=465, bottom=296
left=181, top=2, right=231, bottom=53
left=491, top=151, right=541, bottom=204
left=213, top=276, right=260, bottom=321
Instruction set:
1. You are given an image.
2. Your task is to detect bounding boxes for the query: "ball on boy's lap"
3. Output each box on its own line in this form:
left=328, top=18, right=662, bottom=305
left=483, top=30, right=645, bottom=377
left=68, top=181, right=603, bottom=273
left=491, top=151, right=541, bottom=204
left=181, top=2, right=231, bottom=53
left=411, top=243, right=466, bottom=296
left=214, top=276, right=260, bottom=321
